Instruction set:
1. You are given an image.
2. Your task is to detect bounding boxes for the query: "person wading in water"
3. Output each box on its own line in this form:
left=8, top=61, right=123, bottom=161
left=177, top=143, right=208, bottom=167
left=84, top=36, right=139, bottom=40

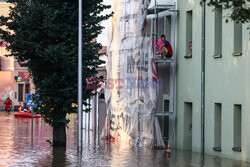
left=4, top=97, right=12, bottom=112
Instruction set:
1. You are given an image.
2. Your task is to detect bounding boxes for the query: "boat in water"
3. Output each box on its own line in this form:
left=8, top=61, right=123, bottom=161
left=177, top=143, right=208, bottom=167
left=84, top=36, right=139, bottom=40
left=14, top=112, right=42, bottom=118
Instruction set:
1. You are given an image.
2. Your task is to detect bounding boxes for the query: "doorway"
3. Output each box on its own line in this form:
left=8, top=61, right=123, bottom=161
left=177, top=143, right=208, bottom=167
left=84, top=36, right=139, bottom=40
left=18, top=84, right=23, bottom=102
left=184, top=102, right=192, bottom=150
left=98, top=93, right=106, bottom=132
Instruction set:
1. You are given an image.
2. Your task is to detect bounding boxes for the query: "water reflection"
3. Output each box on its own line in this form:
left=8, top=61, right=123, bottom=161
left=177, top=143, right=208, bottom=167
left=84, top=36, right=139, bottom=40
left=0, top=112, right=250, bottom=167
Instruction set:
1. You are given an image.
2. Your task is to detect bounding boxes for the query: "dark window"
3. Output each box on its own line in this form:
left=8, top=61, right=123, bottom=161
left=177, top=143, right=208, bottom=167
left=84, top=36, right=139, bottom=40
left=214, top=7, right=222, bottom=56
left=234, top=22, right=242, bottom=54
left=25, top=84, right=30, bottom=94
left=99, top=93, right=105, bottom=99
left=186, top=10, right=192, bottom=56
left=233, top=104, right=242, bottom=150
left=18, top=84, right=23, bottom=102
left=214, top=103, right=222, bottom=148
left=184, top=102, right=193, bottom=150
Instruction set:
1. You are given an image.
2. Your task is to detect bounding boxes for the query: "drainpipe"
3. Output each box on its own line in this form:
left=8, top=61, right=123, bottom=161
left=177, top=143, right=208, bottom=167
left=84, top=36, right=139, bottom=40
left=201, top=0, right=206, bottom=158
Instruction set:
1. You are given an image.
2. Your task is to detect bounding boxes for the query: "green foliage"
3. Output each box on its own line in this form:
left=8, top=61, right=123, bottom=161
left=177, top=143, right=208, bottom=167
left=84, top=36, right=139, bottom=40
left=204, top=0, right=250, bottom=24
left=0, top=0, right=112, bottom=127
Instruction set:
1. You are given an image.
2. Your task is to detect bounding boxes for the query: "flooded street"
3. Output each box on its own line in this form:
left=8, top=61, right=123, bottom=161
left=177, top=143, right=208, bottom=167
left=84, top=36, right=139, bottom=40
left=0, top=112, right=249, bottom=167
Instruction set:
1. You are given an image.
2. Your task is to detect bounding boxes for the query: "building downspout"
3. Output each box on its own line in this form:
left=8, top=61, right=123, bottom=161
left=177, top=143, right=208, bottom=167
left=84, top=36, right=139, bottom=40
left=201, top=0, right=206, bottom=158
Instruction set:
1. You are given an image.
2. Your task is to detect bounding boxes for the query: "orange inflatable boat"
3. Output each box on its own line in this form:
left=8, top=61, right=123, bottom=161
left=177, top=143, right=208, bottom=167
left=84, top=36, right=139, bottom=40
left=14, top=112, right=42, bottom=118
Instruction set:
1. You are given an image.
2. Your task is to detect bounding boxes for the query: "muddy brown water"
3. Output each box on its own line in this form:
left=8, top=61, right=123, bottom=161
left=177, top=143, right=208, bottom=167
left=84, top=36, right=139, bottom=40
left=0, top=112, right=249, bottom=167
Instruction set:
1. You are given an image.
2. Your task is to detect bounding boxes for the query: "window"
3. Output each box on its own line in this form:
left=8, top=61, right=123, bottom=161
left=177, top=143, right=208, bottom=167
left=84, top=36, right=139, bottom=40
left=18, top=84, right=23, bottom=102
left=233, top=22, right=242, bottom=56
left=214, top=103, right=222, bottom=151
left=163, top=99, right=170, bottom=140
left=25, top=84, right=30, bottom=94
left=184, top=102, right=192, bottom=150
left=164, top=100, right=169, bottom=112
left=186, top=11, right=192, bottom=57
left=99, top=93, right=105, bottom=99
left=214, top=8, right=222, bottom=57
left=233, top=104, right=242, bottom=152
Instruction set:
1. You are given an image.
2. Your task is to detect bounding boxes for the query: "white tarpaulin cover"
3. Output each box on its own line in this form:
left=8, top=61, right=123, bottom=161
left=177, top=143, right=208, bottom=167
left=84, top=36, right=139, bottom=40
left=101, top=0, right=165, bottom=148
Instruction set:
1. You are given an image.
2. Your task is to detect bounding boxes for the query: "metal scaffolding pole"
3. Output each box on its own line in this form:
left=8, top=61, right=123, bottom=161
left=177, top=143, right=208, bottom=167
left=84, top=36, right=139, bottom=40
left=171, top=6, right=177, bottom=149
left=137, top=58, right=141, bottom=146
left=78, top=0, right=83, bottom=149
left=153, top=0, right=157, bottom=148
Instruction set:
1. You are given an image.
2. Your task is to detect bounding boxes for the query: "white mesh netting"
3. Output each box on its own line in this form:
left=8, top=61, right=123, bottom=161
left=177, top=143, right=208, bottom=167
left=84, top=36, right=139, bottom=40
left=101, top=0, right=165, bottom=148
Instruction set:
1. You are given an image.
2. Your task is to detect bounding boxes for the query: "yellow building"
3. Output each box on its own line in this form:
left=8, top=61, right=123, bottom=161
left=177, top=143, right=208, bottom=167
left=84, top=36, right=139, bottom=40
left=0, top=1, right=35, bottom=110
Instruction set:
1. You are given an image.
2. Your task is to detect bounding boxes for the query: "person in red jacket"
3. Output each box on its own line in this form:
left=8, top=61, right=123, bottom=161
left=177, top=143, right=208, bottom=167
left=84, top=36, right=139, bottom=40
left=4, top=97, right=12, bottom=112
left=161, top=34, right=173, bottom=58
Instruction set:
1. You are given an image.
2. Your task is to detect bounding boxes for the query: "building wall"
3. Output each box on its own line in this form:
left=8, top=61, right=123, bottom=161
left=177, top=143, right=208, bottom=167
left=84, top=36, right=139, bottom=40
left=176, top=0, right=250, bottom=162
left=176, top=0, right=202, bottom=153
left=0, top=71, right=14, bottom=109
left=0, top=2, right=35, bottom=109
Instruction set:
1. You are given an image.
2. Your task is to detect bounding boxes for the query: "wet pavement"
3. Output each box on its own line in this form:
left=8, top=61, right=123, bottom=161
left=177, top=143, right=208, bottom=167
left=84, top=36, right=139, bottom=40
left=0, top=112, right=250, bottom=167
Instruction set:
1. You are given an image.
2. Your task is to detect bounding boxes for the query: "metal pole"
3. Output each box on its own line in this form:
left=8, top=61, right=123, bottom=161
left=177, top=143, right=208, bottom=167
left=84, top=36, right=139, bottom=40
left=31, top=107, right=33, bottom=146
left=78, top=0, right=83, bottom=149
left=97, top=94, right=100, bottom=136
left=96, top=93, right=99, bottom=135
left=137, top=53, right=143, bottom=146
left=93, top=94, right=97, bottom=135
left=153, top=0, right=157, bottom=148
left=171, top=6, right=177, bottom=149
left=153, top=0, right=156, bottom=60
left=88, top=99, right=90, bottom=131
left=201, top=0, right=206, bottom=158
left=137, top=60, right=140, bottom=146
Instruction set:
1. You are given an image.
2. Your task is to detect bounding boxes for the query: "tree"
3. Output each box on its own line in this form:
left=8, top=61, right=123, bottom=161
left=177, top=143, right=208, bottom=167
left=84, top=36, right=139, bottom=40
left=205, top=0, right=250, bottom=24
left=0, top=0, right=112, bottom=146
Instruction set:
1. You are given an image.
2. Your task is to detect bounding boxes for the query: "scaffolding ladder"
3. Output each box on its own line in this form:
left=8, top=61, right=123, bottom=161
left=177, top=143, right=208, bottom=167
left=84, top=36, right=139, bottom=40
left=147, top=1, right=177, bottom=149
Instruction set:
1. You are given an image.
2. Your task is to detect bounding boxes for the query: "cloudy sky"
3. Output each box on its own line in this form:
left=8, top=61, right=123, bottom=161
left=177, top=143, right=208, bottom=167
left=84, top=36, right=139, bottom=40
left=96, top=0, right=112, bottom=46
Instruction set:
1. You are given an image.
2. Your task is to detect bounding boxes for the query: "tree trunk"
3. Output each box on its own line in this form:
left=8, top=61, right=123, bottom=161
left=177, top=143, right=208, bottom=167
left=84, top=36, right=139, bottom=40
left=53, top=123, right=66, bottom=146
left=52, top=146, right=66, bottom=165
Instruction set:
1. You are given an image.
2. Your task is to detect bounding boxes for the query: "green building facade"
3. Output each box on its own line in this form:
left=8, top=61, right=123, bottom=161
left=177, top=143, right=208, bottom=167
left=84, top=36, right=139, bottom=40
left=176, top=0, right=250, bottom=162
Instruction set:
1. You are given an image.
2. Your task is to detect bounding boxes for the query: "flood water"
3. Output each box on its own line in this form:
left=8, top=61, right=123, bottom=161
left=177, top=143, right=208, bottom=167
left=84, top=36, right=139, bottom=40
left=0, top=112, right=250, bottom=167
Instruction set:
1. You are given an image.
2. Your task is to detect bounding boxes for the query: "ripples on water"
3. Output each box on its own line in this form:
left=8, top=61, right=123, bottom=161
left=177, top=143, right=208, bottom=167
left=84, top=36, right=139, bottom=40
left=0, top=112, right=250, bottom=167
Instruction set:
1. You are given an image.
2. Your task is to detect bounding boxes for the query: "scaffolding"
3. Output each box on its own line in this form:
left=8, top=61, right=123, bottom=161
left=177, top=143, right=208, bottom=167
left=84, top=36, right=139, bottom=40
left=146, top=0, right=177, bottom=148
left=103, top=0, right=177, bottom=149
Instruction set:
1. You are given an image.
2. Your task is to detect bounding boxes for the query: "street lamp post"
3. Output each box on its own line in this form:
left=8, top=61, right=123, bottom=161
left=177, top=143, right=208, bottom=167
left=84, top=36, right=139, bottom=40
left=78, top=0, right=83, bottom=149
